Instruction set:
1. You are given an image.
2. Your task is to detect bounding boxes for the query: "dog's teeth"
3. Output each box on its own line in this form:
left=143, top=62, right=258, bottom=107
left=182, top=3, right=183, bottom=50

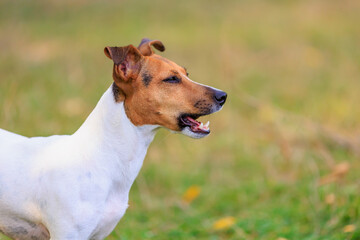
left=199, top=123, right=204, bottom=129
left=204, top=121, right=210, bottom=128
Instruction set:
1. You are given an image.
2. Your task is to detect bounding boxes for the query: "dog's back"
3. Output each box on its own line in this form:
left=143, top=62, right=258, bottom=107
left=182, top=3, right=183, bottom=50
left=0, top=129, right=27, bottom=144
left=0, top=130, right=63, bottom=240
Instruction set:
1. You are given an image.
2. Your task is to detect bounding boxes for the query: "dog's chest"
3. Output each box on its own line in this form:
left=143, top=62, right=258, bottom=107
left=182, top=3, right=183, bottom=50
left=90, top=192, right=129, bottom=239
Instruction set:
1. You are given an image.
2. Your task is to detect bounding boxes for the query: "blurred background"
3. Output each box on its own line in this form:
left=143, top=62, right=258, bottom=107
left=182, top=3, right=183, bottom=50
left=0, top=0, right=360, bottom=239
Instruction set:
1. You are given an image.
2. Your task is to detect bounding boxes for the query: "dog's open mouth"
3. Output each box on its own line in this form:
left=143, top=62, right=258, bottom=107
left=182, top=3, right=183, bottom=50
left=179, top=114, right=210, bottom=135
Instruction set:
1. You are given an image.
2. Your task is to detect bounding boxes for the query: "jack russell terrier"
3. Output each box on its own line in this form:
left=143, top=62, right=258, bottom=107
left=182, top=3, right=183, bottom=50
left=0, top=38, right=227, bottom=240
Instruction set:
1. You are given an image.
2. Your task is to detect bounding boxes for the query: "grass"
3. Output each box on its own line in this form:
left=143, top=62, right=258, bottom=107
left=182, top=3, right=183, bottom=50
left=1, top=0, right=360, bottom=239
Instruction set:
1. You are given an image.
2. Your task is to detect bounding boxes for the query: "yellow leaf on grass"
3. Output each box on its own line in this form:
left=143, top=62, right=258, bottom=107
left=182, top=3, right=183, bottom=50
left=277, top=238, right=288, bottom=240
left=319, top=162, right=350, bottom=185
left=343, top=224, right=356, bottom=233
left=182, top=185, right=200, bottom=203
left=325, top=193, right=336, bottom=205
left=332, top=162, right=350, bottom=177
left=213, top=216, right=236, bottom=230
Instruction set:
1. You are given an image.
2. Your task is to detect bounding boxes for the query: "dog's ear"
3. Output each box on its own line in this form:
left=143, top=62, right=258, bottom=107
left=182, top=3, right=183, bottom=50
left=104, top=45, right=143, bottom=82
left=137, top=38, right=165, bottom=56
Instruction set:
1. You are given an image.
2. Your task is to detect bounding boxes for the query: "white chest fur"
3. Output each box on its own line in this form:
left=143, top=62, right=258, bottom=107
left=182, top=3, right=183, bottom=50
left=0, top=85, right=157, bottom=239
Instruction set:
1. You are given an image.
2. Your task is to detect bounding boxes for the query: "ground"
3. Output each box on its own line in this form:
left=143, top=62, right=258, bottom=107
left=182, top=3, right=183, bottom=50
left=0, top=0, right=360, bottom=239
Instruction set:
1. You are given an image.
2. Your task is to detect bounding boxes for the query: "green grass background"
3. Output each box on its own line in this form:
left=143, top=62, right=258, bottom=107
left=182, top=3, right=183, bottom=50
left=1, top=0, right=360, bottom=239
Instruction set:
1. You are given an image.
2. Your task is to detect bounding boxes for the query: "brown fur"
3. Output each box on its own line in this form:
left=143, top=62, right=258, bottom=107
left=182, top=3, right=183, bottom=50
left=105, top=39, right=217, bottom=131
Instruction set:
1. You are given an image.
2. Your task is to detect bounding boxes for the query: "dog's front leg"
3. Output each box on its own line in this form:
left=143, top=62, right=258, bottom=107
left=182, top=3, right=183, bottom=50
left=47, top=227, right=89, bottom=240
left=46, top=228, right=80, bottom=240
left=43, top=209, right=101, bottom=240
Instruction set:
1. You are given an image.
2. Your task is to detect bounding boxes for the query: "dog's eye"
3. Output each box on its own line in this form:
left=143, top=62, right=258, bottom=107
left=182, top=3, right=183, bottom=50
left=163, top=76, right=181, bottom=83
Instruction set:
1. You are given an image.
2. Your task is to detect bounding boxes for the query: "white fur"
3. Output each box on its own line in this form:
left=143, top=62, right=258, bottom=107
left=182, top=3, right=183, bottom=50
left=0, top=86, right=158, bottom=240
left=180, top=126, right=208, bottom=139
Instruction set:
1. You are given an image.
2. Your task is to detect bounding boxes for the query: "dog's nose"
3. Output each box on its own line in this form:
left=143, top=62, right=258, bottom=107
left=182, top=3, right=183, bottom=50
left=214, top=90, right=227, bottom=106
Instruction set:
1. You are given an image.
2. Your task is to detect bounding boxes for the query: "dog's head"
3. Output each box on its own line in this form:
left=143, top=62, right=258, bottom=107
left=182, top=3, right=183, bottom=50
left=104, top=38, right=227, bottom=138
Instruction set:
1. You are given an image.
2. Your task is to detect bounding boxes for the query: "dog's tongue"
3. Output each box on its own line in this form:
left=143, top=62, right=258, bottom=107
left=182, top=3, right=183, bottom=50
left=185, top=116, right=210, bottom=133
left=185, top=116, right=200, bottom=126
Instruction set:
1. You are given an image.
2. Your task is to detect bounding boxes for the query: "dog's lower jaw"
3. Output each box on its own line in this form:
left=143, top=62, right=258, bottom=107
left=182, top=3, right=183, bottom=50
left=0, top=85, right=157, bottom=240
left=180, top=126, right=210, bottom=139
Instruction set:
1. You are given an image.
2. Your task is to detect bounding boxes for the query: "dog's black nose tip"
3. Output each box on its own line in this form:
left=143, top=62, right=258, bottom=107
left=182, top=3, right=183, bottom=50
left=214, top=90, right=227, bottom=106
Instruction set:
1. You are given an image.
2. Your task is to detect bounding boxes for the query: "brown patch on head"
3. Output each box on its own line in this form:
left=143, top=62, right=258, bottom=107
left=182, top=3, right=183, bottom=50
left=104, top=39, right=226, bottom=132
left=141, top=71, right=153, bottom=87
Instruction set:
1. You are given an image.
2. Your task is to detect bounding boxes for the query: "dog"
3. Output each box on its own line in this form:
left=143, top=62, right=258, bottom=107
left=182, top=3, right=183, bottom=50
left=0, top=38, right=227, bottom=240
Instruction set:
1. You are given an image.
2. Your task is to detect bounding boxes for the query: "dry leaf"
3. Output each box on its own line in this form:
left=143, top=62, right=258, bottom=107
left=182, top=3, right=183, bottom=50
left=333, top=162, right=350, bottom=176
left=182, top=185, right=200, bottom=204
left=343, top=224, right=356, bottom=233
left=319, top=162, right=350, bottom=185
left=325, top=193, right=335, bottom=205
left=277, top=238, right=288, bottom=240
left=213, top=216, right=236, bottom=230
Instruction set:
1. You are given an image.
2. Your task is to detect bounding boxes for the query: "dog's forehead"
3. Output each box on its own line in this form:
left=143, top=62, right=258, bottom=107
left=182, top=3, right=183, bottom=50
left=145, top=54, right=184, bottom=72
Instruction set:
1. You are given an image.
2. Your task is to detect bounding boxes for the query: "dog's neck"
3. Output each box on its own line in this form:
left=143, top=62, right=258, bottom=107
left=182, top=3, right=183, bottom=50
left=72, top=84, right=158, bottom=186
